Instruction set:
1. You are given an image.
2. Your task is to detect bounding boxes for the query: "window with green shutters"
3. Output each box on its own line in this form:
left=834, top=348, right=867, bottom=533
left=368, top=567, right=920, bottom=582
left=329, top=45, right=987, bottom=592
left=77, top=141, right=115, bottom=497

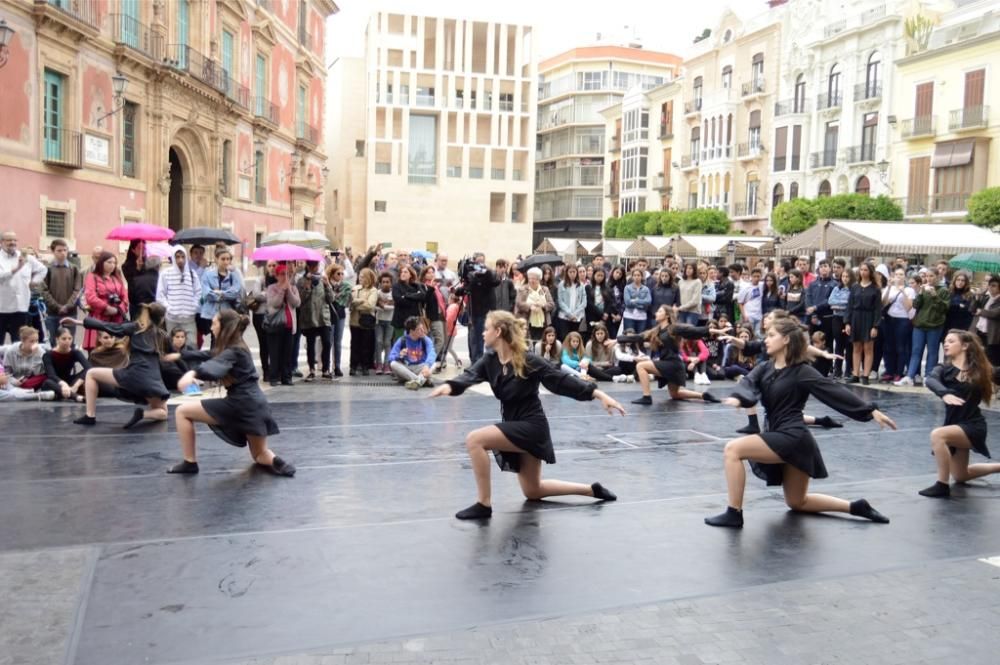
left=255, top=54, right=266, bottom=116
left=221, top=30, right=234, bottom=94
left=177, top=0, right=189, bottom=67
left=123, top=101, right=137, bottom=178
left=43, top=69, right=65, bottom=161
left=297, top=85, right=306, bottom=137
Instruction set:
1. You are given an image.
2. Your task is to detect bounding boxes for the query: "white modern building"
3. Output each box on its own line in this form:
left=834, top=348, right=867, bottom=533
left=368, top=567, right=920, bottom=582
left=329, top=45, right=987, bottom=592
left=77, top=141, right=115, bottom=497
left=326, top=11, right=538, bottom=260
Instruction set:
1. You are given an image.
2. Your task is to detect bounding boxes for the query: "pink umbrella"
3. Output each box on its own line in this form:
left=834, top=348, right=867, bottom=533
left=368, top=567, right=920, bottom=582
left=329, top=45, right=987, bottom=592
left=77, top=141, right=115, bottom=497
left=144, top=242, right=175, bottom=258
left=251, top=243, right=324, bottom=262
left=106, top=222, right=175, bottom=242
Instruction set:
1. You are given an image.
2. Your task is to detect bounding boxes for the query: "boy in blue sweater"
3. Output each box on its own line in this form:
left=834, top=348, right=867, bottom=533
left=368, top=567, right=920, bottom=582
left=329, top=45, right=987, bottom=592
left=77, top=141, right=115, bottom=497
left=388, top=316, right=437, bottom=389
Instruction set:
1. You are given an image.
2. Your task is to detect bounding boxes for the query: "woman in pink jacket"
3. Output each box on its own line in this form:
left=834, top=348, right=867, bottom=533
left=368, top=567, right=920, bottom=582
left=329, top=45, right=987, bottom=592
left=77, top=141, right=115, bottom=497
left=680, top=337, right=711, bottom=385
left=83, top=252, right=129, bottom=351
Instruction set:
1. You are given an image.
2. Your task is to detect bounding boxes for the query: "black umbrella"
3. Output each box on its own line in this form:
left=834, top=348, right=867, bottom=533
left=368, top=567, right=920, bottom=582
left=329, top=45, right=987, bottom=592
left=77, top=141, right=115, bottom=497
left=171, top=227, right=240, bottom=245
left=516, top=254, right=565, bottom=272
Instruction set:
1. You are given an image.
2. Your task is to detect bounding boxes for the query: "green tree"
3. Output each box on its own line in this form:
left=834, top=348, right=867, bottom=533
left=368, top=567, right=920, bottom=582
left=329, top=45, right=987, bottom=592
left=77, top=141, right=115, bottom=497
left=616, top=212, right=648, bottom=239
left=681, top=208, right=731, bottom=234
left=968, top=187, right=1000, bottom=230
left=603, top=217, right=619, bottom=238
left=659, top=210, right=685, bottom=236
left=772, top=198, right=819, bottom=235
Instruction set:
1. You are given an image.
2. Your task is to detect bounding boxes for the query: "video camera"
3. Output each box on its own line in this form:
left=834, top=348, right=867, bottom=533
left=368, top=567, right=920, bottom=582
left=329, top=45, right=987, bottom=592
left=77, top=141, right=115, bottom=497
left=457, top=255, right=487, bottom=284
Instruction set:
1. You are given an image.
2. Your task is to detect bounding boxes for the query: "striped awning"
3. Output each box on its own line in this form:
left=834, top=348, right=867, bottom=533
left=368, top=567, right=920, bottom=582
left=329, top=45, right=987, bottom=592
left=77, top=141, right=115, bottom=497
left=670, top=234, right=775, bottom=258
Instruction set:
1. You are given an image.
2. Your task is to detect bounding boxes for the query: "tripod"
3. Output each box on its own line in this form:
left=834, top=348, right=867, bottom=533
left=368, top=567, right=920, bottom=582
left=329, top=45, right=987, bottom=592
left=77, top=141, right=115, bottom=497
left=436, top=295, right=467, bottom=373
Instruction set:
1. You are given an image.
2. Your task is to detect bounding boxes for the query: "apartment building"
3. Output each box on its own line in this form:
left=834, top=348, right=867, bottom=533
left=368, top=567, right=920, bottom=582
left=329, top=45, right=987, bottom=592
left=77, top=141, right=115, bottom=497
left=771, top=0, right=910, bottom=207
left=679, top=9, right=783, bottom=234
left=600, top=80, right=684, bottom=220
left=534, top=45, right=680, bottom=245
left=0, top=0, right=335, bottom=258
left=890, top=0, right=999, bottom=220
left=338, top=11, right=536, bottom=261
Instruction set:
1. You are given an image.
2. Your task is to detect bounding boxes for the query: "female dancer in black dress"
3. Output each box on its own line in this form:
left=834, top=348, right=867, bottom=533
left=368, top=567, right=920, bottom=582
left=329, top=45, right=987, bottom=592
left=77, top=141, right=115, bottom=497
left=918, top=329, right=1000, bottom=497
left=625, top=305, right=720, bottom=406
left=705, top=316, right=897, bottom=528
left=430, top=310, right=625, bottom=520
left=167, top=309, right=295, bottom=477
left=63, top=303, right=171, bottom=429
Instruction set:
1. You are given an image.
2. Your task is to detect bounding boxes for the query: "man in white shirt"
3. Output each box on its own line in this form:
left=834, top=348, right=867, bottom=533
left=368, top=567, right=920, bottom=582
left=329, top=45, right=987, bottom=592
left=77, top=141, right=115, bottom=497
left=738, top=267, right=764, bottom=334
left=0, top=232, right=48, bottom=344
left=433, top=253, right=458, bottom=300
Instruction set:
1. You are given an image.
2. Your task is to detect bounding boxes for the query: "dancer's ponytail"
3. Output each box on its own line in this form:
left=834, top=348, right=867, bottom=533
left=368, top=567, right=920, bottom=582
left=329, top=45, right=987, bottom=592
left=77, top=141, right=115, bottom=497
left=486, top=310, right=529, bottom=378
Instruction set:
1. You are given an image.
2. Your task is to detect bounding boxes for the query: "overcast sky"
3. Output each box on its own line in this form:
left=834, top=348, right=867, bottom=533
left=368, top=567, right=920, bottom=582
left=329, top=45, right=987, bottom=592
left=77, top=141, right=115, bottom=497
left=326, top=0, right=754, bottom=65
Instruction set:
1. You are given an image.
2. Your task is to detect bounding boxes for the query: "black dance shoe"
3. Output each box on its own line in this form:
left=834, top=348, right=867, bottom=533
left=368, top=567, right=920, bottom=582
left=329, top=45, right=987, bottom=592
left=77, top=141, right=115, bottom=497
left=631, top=395, right=653, bottom=405
left=591, top=482, right=617, bottom=501
left=849, top=498, right=889, bottom=523
left=455, top=502, right=493, bottom=520
left=704, top=506, right=744, bottom=528
left=918, top=481, right=950, bottom=498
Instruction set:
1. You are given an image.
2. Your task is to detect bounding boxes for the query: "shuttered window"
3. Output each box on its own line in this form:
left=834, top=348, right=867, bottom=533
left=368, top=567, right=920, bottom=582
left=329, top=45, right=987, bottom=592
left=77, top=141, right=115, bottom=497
left=791, top=125, right=802, bottom=170
left=907, top=156, right=930, bottom=214
left=774, top=126, right=787, bottom=171
left=964, top=69, right=985, bottom=108
left=45, top=210, right=67, bottom=237
left=914, top=82, right=933, bottom=117
left=748, top=110, right=761, bottom=128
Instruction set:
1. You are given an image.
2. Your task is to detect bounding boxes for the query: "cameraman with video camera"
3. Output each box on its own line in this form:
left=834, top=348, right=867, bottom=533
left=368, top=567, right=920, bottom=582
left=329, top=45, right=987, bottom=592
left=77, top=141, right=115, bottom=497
left=456, top=252, right=499, bottom=364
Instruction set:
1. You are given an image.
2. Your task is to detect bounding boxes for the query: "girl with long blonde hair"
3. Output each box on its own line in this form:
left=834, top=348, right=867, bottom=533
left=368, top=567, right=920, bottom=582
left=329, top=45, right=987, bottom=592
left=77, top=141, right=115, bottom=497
left=431, top=310, right=625, bottom=520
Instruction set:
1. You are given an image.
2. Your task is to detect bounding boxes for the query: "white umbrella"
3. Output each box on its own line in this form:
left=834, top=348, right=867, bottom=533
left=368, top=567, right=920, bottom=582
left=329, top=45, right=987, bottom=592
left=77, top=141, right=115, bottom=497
left=260, top=230, right=330, bottom=249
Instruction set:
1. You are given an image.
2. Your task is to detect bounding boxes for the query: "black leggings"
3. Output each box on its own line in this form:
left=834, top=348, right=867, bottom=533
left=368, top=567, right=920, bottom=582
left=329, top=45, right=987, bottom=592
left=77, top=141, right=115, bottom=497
left=252, top=313, right=270, bottom=377
left=587, top=364, right=623, bottom=381
left=267, top=329, right=295, bottom=383
left=349, top=325, right=375, bottom=371
left=302, top=326, right=332, bottom=373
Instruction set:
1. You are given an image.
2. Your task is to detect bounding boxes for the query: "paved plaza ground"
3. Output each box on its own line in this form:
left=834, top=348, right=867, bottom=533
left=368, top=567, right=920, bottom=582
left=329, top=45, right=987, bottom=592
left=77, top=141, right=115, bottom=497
left=3, top=343, right=1000, bottom=664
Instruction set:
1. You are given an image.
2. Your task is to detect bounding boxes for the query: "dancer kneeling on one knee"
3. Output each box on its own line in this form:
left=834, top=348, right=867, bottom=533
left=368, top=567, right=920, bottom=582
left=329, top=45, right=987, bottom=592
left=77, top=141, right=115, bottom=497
left=63, top=304, right=171, bottom=429
left=167, top=309, right=295, bottom=477
left=705, top=316, right=897, bottom=528
left=918, top=330, right=1000, bottom=498
left=429, top=310, right=625, bottom=520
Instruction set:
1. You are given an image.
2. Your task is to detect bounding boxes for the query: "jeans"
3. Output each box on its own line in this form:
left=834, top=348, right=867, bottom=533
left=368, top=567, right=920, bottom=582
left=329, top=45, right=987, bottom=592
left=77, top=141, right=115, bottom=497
left=907, top=326, right=943, bottom=379
left=884, top=317, right=912, bottom=377
left=469, top=315, right=486, bottom=363
left=678, top=311, right=700, bottom=326
left=302, top=326, right=332, bottom=373
left=389, top=361, right=431, bottom=384
left=331, top=316, right=346, bottom=370
left=622, top=317, right=648, bottom=334
left=374, top=321, right=394, bottom=366
left=429, top=320, right=445, bottom=357
left=0, top=311, right=28, bottom=345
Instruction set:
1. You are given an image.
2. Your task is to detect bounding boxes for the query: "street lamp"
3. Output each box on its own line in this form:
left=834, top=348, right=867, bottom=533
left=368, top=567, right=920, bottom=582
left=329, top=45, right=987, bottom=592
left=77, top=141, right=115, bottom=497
left=773, top=235, right=782, bottom=261
left=95, top=72, right=129, bottom=128
left=0, top=19, right=16, bottom=69
left=877, top=158, right=893, bottom=193
left=727, top=238, right=736, bottom=264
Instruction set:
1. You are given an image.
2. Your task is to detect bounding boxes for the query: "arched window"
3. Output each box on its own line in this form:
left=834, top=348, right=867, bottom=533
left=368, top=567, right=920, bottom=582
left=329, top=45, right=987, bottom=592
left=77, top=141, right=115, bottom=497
left=751, top=52, right=764, bottom=85
left=818, top=179, right=831, bottom=197
left=794, top=73, right=806, bottom=113
left=855, top=175, right=870, bottom=196
left=721, top=65, right=732, bottom=89
left=789, top=181, right=799, bottom=200
left=723, top=29, right=732, bottom=42
left=772, top=183, right=785, bottom=207
left=826, top=63, right=842, bottom=109
left=866, top=52, right=881, bottom=98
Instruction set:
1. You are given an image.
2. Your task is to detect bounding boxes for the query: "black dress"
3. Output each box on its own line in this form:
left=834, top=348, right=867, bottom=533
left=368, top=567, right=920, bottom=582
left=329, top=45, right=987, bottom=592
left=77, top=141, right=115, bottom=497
left=183, top=347, right=279, bottom=448
left=924, top=364, right=989, bottom=458
left=447, top=352, right=596, bottom=472
left=846, top=282, right=882, bottom=342
left=83, top=318, right=169, bottom=403
left=620, top=325, right=709, bottom=388
left=728, top=361, right=879, bottom=485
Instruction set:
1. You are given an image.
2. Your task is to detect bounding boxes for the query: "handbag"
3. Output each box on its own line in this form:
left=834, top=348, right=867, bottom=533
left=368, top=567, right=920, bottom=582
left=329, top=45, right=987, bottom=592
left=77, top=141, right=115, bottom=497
left=262, top=307, right=286, bottom=333
left=358, top=312, right=376, bottom=329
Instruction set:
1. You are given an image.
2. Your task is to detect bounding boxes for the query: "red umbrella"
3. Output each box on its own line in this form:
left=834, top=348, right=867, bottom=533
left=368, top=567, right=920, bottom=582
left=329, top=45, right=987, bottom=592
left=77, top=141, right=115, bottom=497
left=251, top=243, right=324, bottom=262
left=106, top=222, right=175, bottom=242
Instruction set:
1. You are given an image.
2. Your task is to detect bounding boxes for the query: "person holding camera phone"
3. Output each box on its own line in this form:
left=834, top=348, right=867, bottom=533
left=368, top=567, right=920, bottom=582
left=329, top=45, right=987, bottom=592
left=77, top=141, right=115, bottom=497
left=458, top=252, right=499, bottom=364
left=82, top=251, right=128, bottom=351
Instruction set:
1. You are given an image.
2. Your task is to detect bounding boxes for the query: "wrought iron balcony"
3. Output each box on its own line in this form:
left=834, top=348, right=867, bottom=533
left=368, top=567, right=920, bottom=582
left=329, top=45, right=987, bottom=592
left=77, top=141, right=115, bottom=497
left=680, top=154, right=699, bottom=170
left=737, top=142, right=764, bottom=160
left=37, top=0, right=100, bottom=29
left=164, top=44, right=229, bottom=95
left=817, top=91, right=843, bottom=110
left=253, top=96, right=279, bottom=126
left=609, top=136, right=621, bottom=152
left=111, top=14, right=164, bottom=61
left=229, top=82, right=251, bottom=109
left=741, top=78, right=765, bottom=98
left=810, top=150, right=838, bottom=169
left=684, top=98, right=702, bottom=115
left=846, top=144, right=876, bottom=164
left=658, top=123, right=673, bottom=140
left=900, top=115, right=936, bottom=139
left=949, top=105, right=989, bottom=131
left=296, top=122, right=319, bottom=149
left=854, top=82, right=882, bottom=102
left=775, top=99, right=809, bottom=116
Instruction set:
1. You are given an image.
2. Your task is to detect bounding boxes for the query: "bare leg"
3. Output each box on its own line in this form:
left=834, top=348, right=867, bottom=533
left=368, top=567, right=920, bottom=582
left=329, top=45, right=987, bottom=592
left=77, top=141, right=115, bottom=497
left=667, top=385, right=706, bottom=401
left=933, top=426, right=1000, bottom=484
left=517, top=455, right=595, bottom=500
left=454, top=425, right=532, bottom=519
left=174, top=401, right=219, bottom=463
left=852, top=345, right=863, bottom=380
left=144, top=397, right=168, bottom=421
left=705, top=435, right=783, bottom=527
left=636, top=360, right=654, bottom=396
left=81, top=368, right=118, bottom=419
left=248, top=434, right=295, bottom=476
left=862, top=341, right=875, bottom=378
left=781, top=465, right=850, bottom=514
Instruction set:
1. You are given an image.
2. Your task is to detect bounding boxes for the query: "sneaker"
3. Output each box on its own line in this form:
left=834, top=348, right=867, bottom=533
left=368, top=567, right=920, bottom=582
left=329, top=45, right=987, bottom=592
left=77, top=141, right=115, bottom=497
left=321, top=372, right=333, bottom=380
left=36, top=390, right=56, bottom=401
left=893, top=376, right=914, bottom=387
left=292, top=370, right=304, bottom=378
left=423, top=378, right=434, bottom=388
left=880, top=373, right=893, bottom=382
left=914, top=376, right=923, bottom=386
left=612, top=375, right=627, bottom=383
left=304, top=372, right=316, bottom=383
left=374, top=365, right=384, bottom=375
left=698, top=372, right=711, bottom=385
left=404, top=380, right=420, bottom=390
left=625, top=375, right=635, bottom=383
left=334, top=368, right=344, bottom=377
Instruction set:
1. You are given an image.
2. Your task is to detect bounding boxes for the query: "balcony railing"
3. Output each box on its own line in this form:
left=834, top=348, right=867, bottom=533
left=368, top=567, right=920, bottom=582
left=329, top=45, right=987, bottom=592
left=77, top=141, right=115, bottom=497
left=684, top=98, right=702, bottom=115
left=255, top=186, right=266, bottom=205
left=949, top=105, right=989, bottom=131
left=296, top=123, right=319, bottom=148
left=609, top=136, right=621, bottom=152
left=900, top=115, right=936, bottom=139
left=408, top=173, right=437, bottom=185
left=741, top=78, right=765, bottom=98
left=254, top=96, right=279, bottom=125
left=415, top=93, right=435, bottom=107
left=854, top=82, right=882, bottom=102
left=846, top=144, right=876, bottom=164
left=775, top=99, right=809, bottom=116
left=737, top=142, right=764, bottom=159
left=810, top=150, right=838, bottom=169
left=824, top=19, right=847, bottom=38
left=42, top=0, right=100, bottom=29
left=111, top=14, right=164, bottom=60
left=658, top=124, right=673, bottom=140
left=817, top=91, right=843, bottom=110
left=229, top=82, right=251, bottom=109
left=653, top=174, right=669, bottom=191
left=606, top=183, right=619, bottom=198
left=164, top=44, right=229, bottom=95
left=42, top=127, right=83, bottom=169
left=932, top=193, right=971, bottom=213
left=680, top=154, right=699, bottom=169
left=733, top=202, right=759, bottom=217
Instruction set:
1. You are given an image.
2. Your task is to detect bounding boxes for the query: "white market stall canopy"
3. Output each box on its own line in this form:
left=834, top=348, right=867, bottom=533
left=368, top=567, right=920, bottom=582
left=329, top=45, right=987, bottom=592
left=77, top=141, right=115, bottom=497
left=601, top=240, right=635, bottom=257
left=534, top=238, right=603, bottom=255
left=670, top=234, right=775, bottom=258
left=624, top=235, right=673, bottom=258
left=781, top=220, right=1000, bottom=256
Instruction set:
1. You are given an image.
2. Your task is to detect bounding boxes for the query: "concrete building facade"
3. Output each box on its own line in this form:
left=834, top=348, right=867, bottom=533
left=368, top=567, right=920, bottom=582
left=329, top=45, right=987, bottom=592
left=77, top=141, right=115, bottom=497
left=0, top=0, right=336, bottom=262
left=534, top=45, right=680, bottom=245
left=889, top=0, right=999, bottom=221
left=330, top=11, right=537, bottom=261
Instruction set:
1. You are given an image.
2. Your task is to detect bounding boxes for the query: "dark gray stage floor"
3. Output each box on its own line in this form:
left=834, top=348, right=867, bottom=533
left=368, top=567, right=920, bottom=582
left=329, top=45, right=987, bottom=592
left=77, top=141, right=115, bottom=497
left=3, top=380, right=1000, bottom=665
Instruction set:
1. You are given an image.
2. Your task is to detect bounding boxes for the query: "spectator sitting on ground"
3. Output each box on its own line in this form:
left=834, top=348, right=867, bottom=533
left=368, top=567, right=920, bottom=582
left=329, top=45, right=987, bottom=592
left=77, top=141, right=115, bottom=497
left=160, top=328, right=200, bottom=394
left=387, top=316, right=437, bottom=390
left=2, top=326, right=53, bottom=398
left=536, top=325, right=561, bottom=364
left=88, top=330, right=129, bottom=369
left=42, top=326, right=89, bottom=401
